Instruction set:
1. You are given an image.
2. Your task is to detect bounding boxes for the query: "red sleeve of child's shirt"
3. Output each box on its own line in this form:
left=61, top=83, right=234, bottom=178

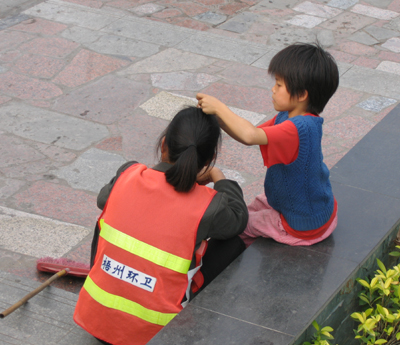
left=258, top=117, right=299, bottom=167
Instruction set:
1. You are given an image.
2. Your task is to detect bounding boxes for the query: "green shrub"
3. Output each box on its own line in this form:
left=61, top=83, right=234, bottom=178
left=302, top=321, right=336, bottom=345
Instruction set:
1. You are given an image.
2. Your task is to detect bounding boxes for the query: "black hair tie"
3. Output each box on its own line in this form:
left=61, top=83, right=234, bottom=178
left=187, top=144, right=197, bottom=150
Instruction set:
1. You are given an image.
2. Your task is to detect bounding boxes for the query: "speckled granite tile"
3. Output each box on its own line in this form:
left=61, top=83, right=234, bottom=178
left=323, top=114, right=376, bottom=139
left=202, top=82, right=274, bottom=113
left=0, top=72, right=62, bottom=100
left=0, top=102, right=109, bottom=150
left=0, top=206, right=90, bottom=258
left=53, top=49, right=128, bottom=87
left=54, top=148, right=126, bottom=193
left=356, top=96, right=398, bottom=112
left=286, top=14, right=326, bottom=28
left=119, top=48, right=216, bottom=75
left=0, top=29, right=33, bottom=52
left=13, top=54, right=66, bottom=78
left=12, top=181, right=100, bottom=228
left=319, top=12, right=376, bottom=35
left=322, top=87, right=363, bottom=121
left=53, top=75, right=149, bottom=124
left=10, top=18, right=67, bottom=35
left=95, top=136, right=123, bottom=152
left=351, top=4, right=399, bottom=20
left=130, top=3, right=165, bottom=15
left=293, top=1, right=342, bottom=18
left=327, top=0, right=358, bottom=9
left=377, top=60, right=400, bottom=75
left=151, top=71, right=219, bottom=90
left=18, top=37, right=79, bottom=58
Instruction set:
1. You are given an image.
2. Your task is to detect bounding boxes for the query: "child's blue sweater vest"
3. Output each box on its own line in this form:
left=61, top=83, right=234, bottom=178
left=264, top=111, right=334, bottom=231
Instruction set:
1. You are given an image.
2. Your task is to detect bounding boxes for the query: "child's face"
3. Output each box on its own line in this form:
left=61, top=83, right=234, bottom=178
left=271, top=76, right=306, bottom=117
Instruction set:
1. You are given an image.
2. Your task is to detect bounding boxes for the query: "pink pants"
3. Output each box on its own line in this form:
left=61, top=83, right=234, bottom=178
left=240, top=194, right=337, bottom=247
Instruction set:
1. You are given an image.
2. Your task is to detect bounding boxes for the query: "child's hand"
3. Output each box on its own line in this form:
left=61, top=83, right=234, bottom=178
left=196, top=93, right=227, bottom=116
left=197, top=167, right=225, bottom=185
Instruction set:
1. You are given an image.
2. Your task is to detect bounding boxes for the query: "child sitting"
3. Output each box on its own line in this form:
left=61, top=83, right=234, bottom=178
left=197, top=43, right=339, bottom=247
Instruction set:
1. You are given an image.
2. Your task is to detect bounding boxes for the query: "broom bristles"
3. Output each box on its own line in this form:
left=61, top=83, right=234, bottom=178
left=37, top=257, right=90, bottom=278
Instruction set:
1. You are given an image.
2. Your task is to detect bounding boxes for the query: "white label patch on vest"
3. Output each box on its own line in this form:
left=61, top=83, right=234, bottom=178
left=101, top=254, right=157, bottom=292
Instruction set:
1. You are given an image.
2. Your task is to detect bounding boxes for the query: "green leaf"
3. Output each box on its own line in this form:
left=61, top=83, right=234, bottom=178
left=396, top=332, right=400, bottom=340
left=321, top=326, right=334, bottom=332
left=312, top=320, right=320, bottom=331
left=374, top=340, right=387, bottom=344
left=377, top=259, right=387, bottom=274
left=351, top=312, right=365, bottom=323
left=358, top=279, right=371, bottom=289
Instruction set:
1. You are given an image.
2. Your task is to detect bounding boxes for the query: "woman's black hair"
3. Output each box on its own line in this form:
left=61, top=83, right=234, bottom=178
left=268, top=43, right=339, bottom=115
left=156, top=106, right=221, bottom=193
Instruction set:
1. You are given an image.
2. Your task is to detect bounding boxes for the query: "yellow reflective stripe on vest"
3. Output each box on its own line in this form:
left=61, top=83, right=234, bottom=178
left=99, top=219, right=191, bottom=274
left=84, top=276, right=176, bottom=326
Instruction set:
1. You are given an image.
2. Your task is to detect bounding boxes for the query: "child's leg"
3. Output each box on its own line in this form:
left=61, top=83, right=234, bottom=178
left=240, top=193, right=284, bottom=247
left=240, top=194, right=338, bottom=247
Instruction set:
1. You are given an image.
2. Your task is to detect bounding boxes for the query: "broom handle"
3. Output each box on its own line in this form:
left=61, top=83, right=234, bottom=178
left=0, top=268, right=70, bottom=319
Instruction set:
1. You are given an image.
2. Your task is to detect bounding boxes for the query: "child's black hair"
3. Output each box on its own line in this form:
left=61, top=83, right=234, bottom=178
left=157, top=106, right=221, bottom=193
left=268, top=43, right=339, bottom=115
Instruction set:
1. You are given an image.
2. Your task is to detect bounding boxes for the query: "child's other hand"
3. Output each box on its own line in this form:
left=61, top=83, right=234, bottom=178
left=196, top=93, right=227, bottom=116
left=197, top=167, right=225, bottom=185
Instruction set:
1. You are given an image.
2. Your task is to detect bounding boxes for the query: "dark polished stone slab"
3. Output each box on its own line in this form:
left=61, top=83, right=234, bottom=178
left=190, top=239, right=357, bottom=335
left=147, top=303, right=294, bottom=345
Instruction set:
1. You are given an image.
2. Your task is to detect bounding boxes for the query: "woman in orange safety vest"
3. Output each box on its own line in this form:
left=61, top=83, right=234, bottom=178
left=74, top=107, right=248, bottom=345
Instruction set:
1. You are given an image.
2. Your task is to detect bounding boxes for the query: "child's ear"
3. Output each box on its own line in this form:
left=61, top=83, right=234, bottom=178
left=299, top=90, right=309, bottom=103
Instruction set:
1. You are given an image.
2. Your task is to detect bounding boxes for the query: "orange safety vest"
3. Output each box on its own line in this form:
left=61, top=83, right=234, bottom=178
left=74, top=164, right=216, bottom=345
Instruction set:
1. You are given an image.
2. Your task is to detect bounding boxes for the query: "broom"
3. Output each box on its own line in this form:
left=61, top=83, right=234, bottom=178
left=0, top=257, right=90, bottom=318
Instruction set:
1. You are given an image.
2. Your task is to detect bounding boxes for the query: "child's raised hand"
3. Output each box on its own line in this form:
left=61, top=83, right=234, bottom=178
left=196, top=93, right=227, bottom=116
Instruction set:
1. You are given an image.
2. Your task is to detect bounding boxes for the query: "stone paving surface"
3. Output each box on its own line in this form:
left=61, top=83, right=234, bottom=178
left=1, top=0, right=400, bottom=343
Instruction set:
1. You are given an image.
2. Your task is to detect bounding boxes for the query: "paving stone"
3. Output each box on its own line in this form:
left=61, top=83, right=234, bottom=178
left=12, top=181, right=100, bottom=228
left=0, top=30, right=33, bottom=52
left=101, top=17, right=194, bottom=46
left=120, top=48, right=216, bottom=75
left=218, top=12, right=260, bottom=34
left=13, top=54, right=66, bottom=79
left=0, top=206, right=90, bottom=258
left=339, top=41, right=377, bottom=56
left=11, top=18, right=67, bottom=35
left=328, top=49, right=357, bottom=63
left=194, top=12, right=227, bottom=25
left=18, top=37, right=79, bottom=58
left=317, top=29, right=336, bottom=47
left=323, top=114, right=376, bottom=139
left=152, top=8, right=182, bottom=19
left=327, top=0, right=358, bottom=9
left=322, top=87, right=363, bottom=121
left=202, top=82, right=273, bottom=113
left=219, top=3, right=249, bottom=15
left=0, top=95, right=11, bottom=104
left=269, top=26, right=317, bottom=46
left=166, top=17, right=210, bottom=31
left=376, top=60, right=400, bottom=75
left=23, top=1, right=120, bottom=30
left=96, top=136, right=123, bottom=152
left=340, top=65, right=400, bottom=99
left=64, top=0, right=103, bottom=8
left=363, top=0, right=392, bottom=7
left=140, top=91, right=198, bottom=120
left=53, top=75, right=150, bottom=125
left=151, top=71, right=220, bottom=90
left=348, top=31, right=379, bottom=45
left=382, top=37, right=400, bottom=52
left=32, top=142, right=77, bottom=163
left=86, top=34, right=160, bottom=57
left=249, top=0, right=299, bottom=11
left=0, top=103, right=109, bottom=150
left=364, top=25, right=400, bottom=41
left=379, top=50, right=400, bottom=62
left=61, top=26, right=104, bottom=44
left=171, top=2, right=208, bottom=17
left=219, top=168, right=246, bottom=185
left=130, top=3, right=165, bottom=16
left=217, top=63, right=274, bottom=88
left=0, top=13, right=30, bottom=30
left=356, top=95, right=397, bottom=112
left=0, top=72, right=63, bottom=100
left=353, top=56, right=380, bottom=68
left=293, top=1, right=342, bottom=18
left=319, top=12, right=376, bottom=36
left=286, top=14, right=326, bottom=28
left=176, top=32, right=269, bottom=64
left=251, top=48, right=281, bottom=69
left=0, top=135, right=44, bottom=168
left=351, top=4, right=399, bottom=20
left=54, top=148, right=126, bottom=193
left=53, top=49, right=128, bottom=88
left=389, top=0, right=400, bottom=12
left=0, top=65, right=8, bottom=73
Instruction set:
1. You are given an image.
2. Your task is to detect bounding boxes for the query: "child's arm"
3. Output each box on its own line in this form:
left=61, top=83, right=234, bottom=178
left=196, top=93, right=268, bottom=146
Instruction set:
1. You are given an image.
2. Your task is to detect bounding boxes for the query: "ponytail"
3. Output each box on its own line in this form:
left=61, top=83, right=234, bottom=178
left=157, top=107, right=221, bottom=193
